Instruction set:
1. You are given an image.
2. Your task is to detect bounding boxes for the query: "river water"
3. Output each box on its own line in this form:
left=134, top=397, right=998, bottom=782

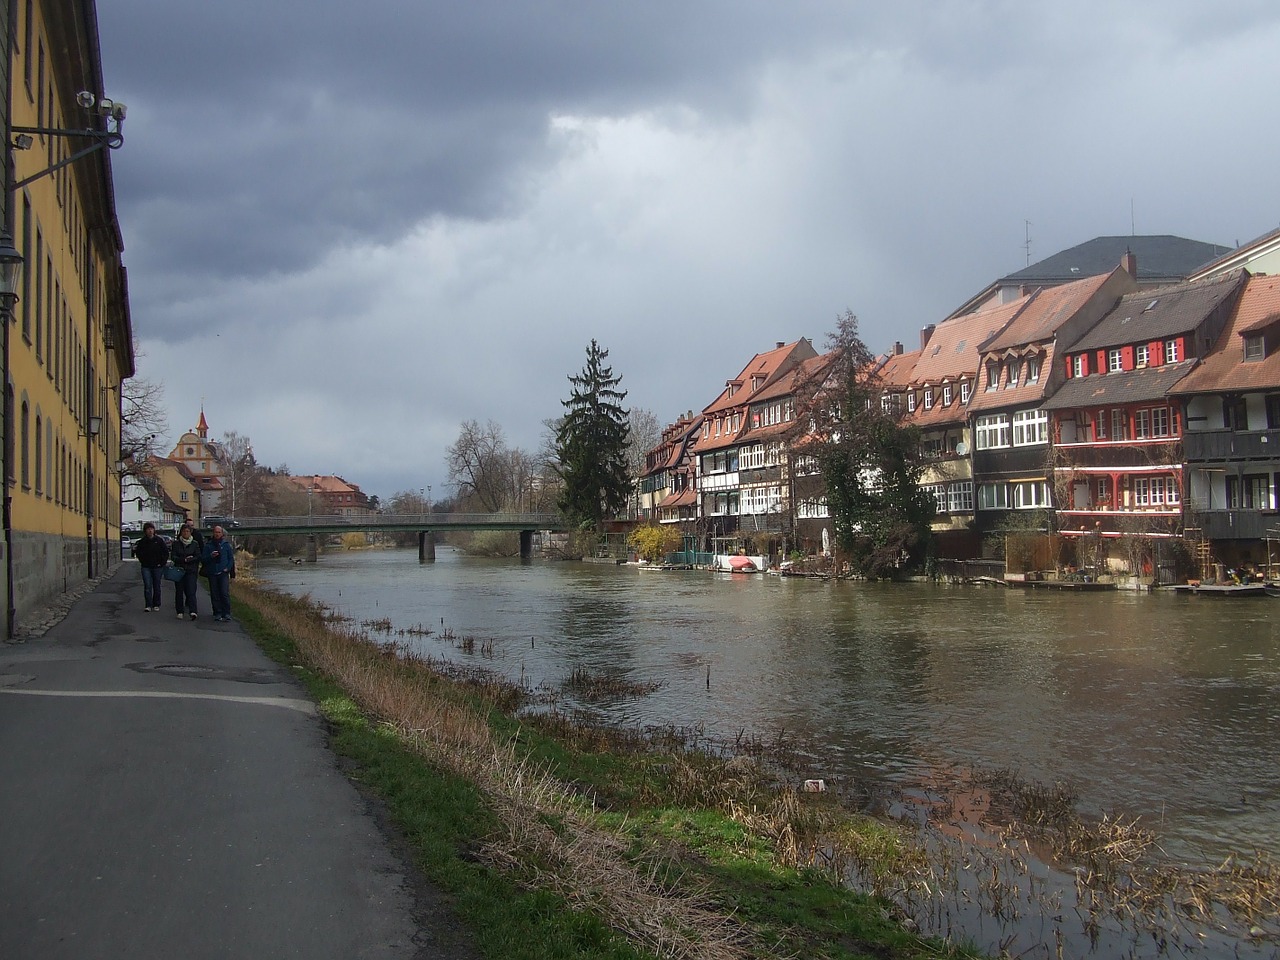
left=257, top=547, right=1280, bottom=955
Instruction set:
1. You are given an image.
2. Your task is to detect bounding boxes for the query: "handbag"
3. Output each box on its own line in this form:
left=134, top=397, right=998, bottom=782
left=163, top=565, right=187, bottom=583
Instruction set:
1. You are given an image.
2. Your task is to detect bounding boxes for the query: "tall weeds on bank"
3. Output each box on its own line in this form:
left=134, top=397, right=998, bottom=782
left=237, top=582, right=947, bottom=960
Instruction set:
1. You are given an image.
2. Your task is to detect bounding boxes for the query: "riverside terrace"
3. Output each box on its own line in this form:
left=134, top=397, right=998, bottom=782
left=198, top=513, right=567, bottom=561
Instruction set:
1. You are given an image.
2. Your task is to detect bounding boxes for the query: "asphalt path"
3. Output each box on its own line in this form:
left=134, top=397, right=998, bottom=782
left=0, top=563, right=477, bottom=960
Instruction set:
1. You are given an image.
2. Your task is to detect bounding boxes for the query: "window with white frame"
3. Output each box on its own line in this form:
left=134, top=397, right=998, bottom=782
left=1133, top=476, right=1178, bottom=507
left=943, top=384, right=953, bottom=405
left=765, top=443, right=781, bottom=467
left=975, top=414, right=1010, bottom=450
left=1165, top=339, right=1180, bottom=362
left=1245, top=334, right=1265, bottom=361
left=1094, top=409, right=1107, bottom=440
left=1026, top=357, right=1041, bottom=383
left=985, top=360, right=1000, bottom=391
left=794, top=455, right=820, bottom=476
left=1073, top=355, right=1086, bottom=378
left=1107, top=349, right=1123, bottom=373
left=1111, top=408, right=1128, bottom=440
left=948, top=480, right=974, bottom=513
left=977, top=482, right=1009, bottom=510
left=907, top=392, right=916, bottom=412
left=1012, top=481, right=1050, bottom=509
left=1004, top=360, right=1019, bottom=388
left=1011, top=409, right=1048, bottom=446
left=923, top=387, right=933, bottom=409
left=960, top=380, right=971, bottom=403
left=1135, top=409, right=1151, bottom=439
left=881, top=394, right=892, bottom=412
left=922, top=483, right=947, bottom=514
left=1136, top=344, right=1150, bottom=367
left=796, top=496, right=829, bottom=518
left=739, top=444, right=765, bottom=470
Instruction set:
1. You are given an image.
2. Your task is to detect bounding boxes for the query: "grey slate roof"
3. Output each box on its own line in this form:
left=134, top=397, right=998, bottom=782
left=1065, top=272, right=1245, bottom=353
left=1004, top=235, right=1228, bottom=285
left=1040, top=361, right=1197, bottom=410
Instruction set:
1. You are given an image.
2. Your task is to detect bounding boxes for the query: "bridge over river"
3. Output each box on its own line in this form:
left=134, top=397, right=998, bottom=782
left=199, top=513, right=569, bottom=562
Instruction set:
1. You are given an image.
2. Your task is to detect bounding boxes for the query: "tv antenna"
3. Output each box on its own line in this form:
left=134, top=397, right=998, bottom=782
left=1024, top=220, right=1033, bottom=266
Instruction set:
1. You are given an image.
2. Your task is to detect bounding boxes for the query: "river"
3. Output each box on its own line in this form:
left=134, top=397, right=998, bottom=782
left=256, top=547, right=1280, bottom=956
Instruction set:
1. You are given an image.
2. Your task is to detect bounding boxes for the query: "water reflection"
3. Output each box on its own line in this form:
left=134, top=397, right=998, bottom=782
left=258, top=547, right=1280, bottom=871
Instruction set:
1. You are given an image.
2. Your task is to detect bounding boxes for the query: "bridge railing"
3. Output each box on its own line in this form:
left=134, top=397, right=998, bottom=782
left=213, top=512, right=564, bottom=529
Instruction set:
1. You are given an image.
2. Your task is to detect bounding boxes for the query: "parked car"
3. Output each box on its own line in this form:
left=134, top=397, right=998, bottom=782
left=201, top=515, right=240, bottom=529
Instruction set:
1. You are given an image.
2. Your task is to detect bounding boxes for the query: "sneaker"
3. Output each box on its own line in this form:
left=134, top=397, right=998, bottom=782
left=152, top=606, right=162, bottom=612
left=177, top=613, right=185, bottom=620
left=189, top=613, right=197, bottom=621
left=143, top=607, right=151, bottom=613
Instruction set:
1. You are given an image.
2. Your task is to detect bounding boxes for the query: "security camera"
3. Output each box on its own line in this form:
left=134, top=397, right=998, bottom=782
left=97, top=97, right=114, bottom=115
left=110, top=102, right=127, bottom=121
left=76, top=90, right=96, bottom=109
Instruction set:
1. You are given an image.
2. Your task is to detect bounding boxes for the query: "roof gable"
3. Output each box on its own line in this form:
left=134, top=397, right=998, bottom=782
left=1066, top=272, right=1246, bottom=354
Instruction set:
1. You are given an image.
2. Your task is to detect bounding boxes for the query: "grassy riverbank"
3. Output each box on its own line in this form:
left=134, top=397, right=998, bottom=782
left=233, top=580, right=978, bottom=960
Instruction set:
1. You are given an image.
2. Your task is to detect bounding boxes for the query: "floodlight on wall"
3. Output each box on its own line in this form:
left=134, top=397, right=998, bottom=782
left=81, top=416, right=101, bottom=438
left=10, top=89, right=127, bottom=192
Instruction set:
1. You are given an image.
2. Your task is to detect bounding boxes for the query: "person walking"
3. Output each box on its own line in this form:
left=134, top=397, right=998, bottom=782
left=170, top=523, right=202, bottom=620
left=202, top=525, right=237, bottom=622
left=134, top=522, right=169, bottom=612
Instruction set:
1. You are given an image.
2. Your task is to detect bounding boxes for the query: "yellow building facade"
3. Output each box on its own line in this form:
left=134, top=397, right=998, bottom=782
left=4, top=0, right=133, bottom=634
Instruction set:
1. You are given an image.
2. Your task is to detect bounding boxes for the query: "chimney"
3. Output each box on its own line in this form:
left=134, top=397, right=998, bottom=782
left=1120, top=250, right=1137, bottom=278
left=776, top=341, right=785, bottom=349
left=920, top=324, right=936, bottom=350
left=893, top=341, right=904, bottom=356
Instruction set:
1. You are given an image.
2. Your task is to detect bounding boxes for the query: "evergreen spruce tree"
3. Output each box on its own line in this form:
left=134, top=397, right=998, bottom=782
left=790, top=311, right=934, bottom=577
left=555, top=340, right=632, bottom=530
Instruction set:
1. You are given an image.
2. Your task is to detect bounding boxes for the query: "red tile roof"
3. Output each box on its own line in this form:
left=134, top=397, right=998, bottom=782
left=980, top=271, right=1115, bottom=352
left=1170, top=274, right=1280, bottom=395
left=701, top=340, right=817, bottom=416
left=911, top=296, right=1030, bottom=385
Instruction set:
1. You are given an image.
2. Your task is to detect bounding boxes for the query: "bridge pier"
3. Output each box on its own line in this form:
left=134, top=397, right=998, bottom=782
left=305, top=535, right=318, bottom=563
left=418, top=530, right=436, bottom=563
left=520, top=529, right=533, bottom=560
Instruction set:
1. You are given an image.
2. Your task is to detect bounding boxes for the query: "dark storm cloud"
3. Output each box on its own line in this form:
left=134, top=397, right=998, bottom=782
left=95, top=2, right=1280, bottom=497
left=101, top=2, right=858, bottom=303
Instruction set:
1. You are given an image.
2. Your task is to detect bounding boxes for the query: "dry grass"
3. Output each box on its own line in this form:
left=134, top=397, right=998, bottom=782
left=565, top=667, right=667, bottom=700
left=240, top=582, right=771, bottom=960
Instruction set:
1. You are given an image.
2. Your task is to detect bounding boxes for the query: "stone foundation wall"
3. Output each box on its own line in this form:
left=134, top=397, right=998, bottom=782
left=9, top=530, right=122, bottom=630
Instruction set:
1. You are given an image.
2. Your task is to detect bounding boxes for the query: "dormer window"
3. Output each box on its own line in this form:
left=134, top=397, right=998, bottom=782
left=1135, top=344, right=1150, bottom=367
left=1107, top=349, right=1123, bottom=373
left=1166, top=339, right=1181, bottom=363
left=1072, top=355, right=1086, bottom=378
left=985, top=360, right=999, bottom=391
left=1004, top=360, right=1019, bottom=388
left=1244, top=333, right=1265, bottom=362
left=907, top=392, right=917, bottom=412
left=943, top=384, right=953, bottom=405
left=960, top=380, right=971, bottom=403
left=1026, top=358, right=1041, bottom=384
left=923, top=388, right=934, bottom=410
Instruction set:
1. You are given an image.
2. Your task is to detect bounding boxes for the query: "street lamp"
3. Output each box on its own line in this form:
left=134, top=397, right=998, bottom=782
left=0, top=232, right=24, bottom=640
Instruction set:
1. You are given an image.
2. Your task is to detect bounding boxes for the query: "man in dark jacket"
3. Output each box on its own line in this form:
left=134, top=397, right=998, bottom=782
left=134, top=522, right=169, bottom=612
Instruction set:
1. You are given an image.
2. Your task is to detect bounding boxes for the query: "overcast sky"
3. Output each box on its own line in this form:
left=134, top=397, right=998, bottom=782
left=97, top=1, right=1280, bottom=502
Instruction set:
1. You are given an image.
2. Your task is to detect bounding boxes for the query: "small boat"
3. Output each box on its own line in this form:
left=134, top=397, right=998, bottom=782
left=728, top=556, right=758, bottom=573
left=1173, top=582, right=1271, bottom=597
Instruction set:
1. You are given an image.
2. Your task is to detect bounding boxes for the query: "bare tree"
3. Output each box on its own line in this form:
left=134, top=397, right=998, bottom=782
left=626, top=407, right=661, bottom=477
left=120, top=375, right=169, bottom=474
left=447, top=419, right=512, bottom=512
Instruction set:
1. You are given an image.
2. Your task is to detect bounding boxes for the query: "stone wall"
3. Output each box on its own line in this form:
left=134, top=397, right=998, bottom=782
left=10, top=530, right=122, bottom=630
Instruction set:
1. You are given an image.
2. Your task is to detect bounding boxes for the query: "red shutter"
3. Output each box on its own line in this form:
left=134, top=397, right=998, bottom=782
left=1064, top=357, right=1074, bottom=379
left=1152, top=340, right=1164, bottom=365
left=1096, top=350, right=1107, bottom=374
left=1121, top=346, right=1135, bottom=371
left=1081, top=353, right=1090, bottom=376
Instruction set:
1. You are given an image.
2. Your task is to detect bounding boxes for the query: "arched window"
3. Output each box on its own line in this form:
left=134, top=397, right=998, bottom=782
left=20, top=399, right=29, bottom=489
left=34, top=413, right=42, bottom=494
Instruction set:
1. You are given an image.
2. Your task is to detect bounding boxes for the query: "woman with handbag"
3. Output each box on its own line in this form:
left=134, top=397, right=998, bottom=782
left=169, top=523, right=203, bottom=620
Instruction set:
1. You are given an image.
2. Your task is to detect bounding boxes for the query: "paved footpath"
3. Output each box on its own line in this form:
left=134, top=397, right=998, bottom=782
left=0, top=563, right=478, bottom=960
